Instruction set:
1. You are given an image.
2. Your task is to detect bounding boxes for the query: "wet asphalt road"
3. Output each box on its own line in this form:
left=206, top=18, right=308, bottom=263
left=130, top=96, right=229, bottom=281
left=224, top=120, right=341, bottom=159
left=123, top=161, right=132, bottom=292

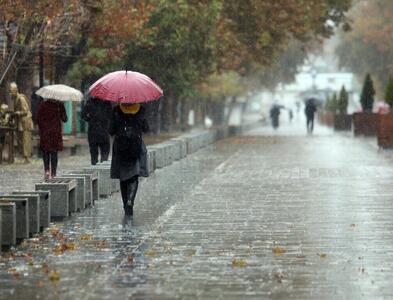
left=2, top=120, right=393, bottom=299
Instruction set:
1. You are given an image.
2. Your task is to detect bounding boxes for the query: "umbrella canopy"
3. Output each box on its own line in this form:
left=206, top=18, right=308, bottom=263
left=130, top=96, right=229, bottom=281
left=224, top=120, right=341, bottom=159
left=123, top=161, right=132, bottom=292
left=89, top=70, right=163, bottom=103
left=35, top=84, right=83, bottom=102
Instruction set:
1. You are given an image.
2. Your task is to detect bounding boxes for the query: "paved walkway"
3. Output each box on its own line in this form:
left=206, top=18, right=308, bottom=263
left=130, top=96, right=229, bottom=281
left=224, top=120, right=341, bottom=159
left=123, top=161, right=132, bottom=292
left=1, top=119, right=393, bottom=299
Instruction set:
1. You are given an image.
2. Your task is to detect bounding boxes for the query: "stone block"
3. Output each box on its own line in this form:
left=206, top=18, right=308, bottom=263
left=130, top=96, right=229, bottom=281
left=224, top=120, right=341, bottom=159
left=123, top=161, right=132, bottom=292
left=84, top=166, right=111, bottom=198
left=57, top=175, right=86, bottom=211
left=183, top=132, right=204, bottom=154
left=0, top=209, right=2, bottom=251
left=13, top=191, right=51, bottom=231
left=170, top=137, right=188, bottom=158
left=146, top=149, right=156, bottom=175
left=148, top=144, right=169, bottom=169
left=0, top=198, right=29, bottom=240
left=162, top=141, right=181, bottom=161
left=35, top=179, right=77, bottom=218
left=97, top=161, right=118, bottom=193
left=69, top=171, right=98, bottom=206
left=0, top=202, right=16, bottom=246
left=3, top=194, right=40, bottom=235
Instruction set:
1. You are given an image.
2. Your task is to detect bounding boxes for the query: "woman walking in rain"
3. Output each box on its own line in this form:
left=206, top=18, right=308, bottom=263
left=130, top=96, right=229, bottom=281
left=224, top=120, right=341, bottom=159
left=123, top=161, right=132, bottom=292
left=109, top=102, right=149, bottom=216
left=37, top=99, right=68, bottom=180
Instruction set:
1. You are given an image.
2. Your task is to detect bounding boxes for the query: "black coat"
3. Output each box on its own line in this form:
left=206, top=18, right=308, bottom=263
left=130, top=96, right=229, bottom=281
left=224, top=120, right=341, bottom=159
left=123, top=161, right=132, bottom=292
left=109, top=105, right=149, bottom=181
left=81, top=98, right=112, bottom=144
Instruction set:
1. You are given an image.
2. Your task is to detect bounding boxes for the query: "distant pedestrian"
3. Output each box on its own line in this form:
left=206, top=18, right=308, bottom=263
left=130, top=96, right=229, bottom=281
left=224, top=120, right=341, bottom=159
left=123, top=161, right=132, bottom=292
left=109, top=103, right=149, bottom=216
left=10, top=82, right=33, bottom=163
left=305, top=98, right=317, bottom=133
left=37, top=99, right=68, bottom=180
left=289, top=109, right=293, bottom=123
left=81, top=97, right=112, bottom=165
left=270, top=104, right=281, bottom=130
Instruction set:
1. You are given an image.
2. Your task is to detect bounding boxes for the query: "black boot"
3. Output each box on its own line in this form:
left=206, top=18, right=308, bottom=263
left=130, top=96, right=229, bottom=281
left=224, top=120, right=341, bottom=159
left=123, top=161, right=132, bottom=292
left=125, top=177, right=139, bottom=216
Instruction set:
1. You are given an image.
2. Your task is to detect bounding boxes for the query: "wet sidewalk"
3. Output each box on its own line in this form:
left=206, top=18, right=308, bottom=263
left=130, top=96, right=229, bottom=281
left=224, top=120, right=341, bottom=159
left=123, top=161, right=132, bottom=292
left=2, top=119, right=393, bottom=299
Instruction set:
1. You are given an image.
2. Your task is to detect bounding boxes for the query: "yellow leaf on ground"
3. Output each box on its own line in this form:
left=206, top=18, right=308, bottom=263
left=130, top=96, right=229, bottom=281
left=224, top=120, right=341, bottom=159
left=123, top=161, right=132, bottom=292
left=80, top=234, right=92, bottom=241
left=186, top=250, right=196, bottom=257
left=65, top=243, right=76, bottom=251
left=318, top=253, right=327, bottom=258
left=49, top=270, right=60, bottom=282
left=272, top=247, right=287, bottom=256
left=145, top=250, right=157, bottom=257
left=232, top=259, right=247, bottom=268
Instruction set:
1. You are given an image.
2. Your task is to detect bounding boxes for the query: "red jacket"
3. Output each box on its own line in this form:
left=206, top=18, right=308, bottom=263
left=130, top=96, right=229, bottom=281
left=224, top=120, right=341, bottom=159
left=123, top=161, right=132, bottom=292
left=37, top=100, right=68, bottom=152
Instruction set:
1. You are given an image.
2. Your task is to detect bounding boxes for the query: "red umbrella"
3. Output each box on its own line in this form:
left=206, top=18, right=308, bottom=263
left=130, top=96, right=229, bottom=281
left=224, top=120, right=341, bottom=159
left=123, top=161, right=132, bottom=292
left=89, top=70, right=163, bottom=103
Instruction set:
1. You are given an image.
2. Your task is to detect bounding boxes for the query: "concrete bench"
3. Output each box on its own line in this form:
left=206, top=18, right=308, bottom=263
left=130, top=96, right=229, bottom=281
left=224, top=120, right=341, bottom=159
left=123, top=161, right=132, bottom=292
left=148, top=144, right=170, bottom=169
left=0, top=202, right=16, bottom=246
left=35, top=179, right=77, bottom=218
left=160, top=141, right=181, bottom=162
left=84, top=165, right=111, bottom=198
left=12, top=191, right=51, bottom=231
left=146, top=149, right=156, bottom=175
left=0, top=198, right=29, bottom=240
left=169, top=137, right=187, bottom=159
left=69, top=171, right=98, bottom=207
left=97, top=161, right=119, bottom=193
left=57, top=175, right=86, bottom=211
left=2, top=194, right=40, bottom=236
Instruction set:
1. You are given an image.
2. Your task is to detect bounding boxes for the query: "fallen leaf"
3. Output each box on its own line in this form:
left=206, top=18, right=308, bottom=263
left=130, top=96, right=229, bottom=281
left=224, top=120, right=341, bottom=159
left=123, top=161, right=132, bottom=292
left=41, top=263, right=49, bottom=274
left=296, top=255, right=306, bottom=259
left=232, top=259, right=247, bottom=268
left=127, top=256, right=134, bottom=265
left=186, top=250, right=196, bottom=257
left=350, top=224, right=356, bottom=228
left=48, top=270, right=60, bottom=282
left=275, top=272, right=285, bottom=283
left=80, top=234, right=92, bottom=241
left=7, top=268, right=20, bottom=278
left=145, top=250, right=157, bottom=257
left=96, top=240, right=108, bottom=249
left=95, top=264, right=102, bottom=272
left=318, top=253, right=327, bottom=258
left=37, top=280, right=45, bottom=287
left=65, top=243, right=76, bottom=251
left=52, top=244, right=66, bottom=255
left=272, top=247, right=287, bottom=256
left=50, top=228, right=60, bottom=237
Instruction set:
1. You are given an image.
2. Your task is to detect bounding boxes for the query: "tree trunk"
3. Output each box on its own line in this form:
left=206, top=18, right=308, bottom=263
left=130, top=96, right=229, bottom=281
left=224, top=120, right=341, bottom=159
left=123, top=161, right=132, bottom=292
left=180, top=98, right=190, bottom=131
left=211, top=96, right=226, bottom=126
left=145, top=100, right=161, bottom=135
left=161, top=90, right=176, bottom=132
left=16, top=61, right=34, bottom=101
left=225, top=96, right=237, bottom=125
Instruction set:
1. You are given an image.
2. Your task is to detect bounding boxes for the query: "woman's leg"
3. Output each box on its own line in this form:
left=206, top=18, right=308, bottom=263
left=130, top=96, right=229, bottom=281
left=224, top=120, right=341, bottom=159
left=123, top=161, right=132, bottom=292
left=120, top=179, right=129, bottom=208
left=120, top=176, right=139, bottom=215
left=128, top=176, right=139, bottom=208
left=42, top=151, right=50, bottom=179
left=50, top=152, right=58, bottom=177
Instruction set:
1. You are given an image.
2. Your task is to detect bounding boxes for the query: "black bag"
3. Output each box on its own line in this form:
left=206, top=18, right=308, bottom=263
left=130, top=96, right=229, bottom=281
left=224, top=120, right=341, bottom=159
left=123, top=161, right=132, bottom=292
left=117, top=123, right=142, bottom=161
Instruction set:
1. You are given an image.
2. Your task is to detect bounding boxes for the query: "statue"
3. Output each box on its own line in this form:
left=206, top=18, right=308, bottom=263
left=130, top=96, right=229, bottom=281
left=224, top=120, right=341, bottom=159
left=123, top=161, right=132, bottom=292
left=9, top=82, right=33, bottom=163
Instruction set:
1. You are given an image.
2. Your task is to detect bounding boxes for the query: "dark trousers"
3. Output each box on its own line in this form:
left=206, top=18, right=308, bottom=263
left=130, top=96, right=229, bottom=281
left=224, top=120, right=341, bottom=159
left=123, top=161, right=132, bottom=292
left=89, top=140, right=110, bottom=165
left=306, top=116, right=314, bottom=133
left=42, top=151, right=58, bottom=176
left=120, top=176, right=139, bottom=208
